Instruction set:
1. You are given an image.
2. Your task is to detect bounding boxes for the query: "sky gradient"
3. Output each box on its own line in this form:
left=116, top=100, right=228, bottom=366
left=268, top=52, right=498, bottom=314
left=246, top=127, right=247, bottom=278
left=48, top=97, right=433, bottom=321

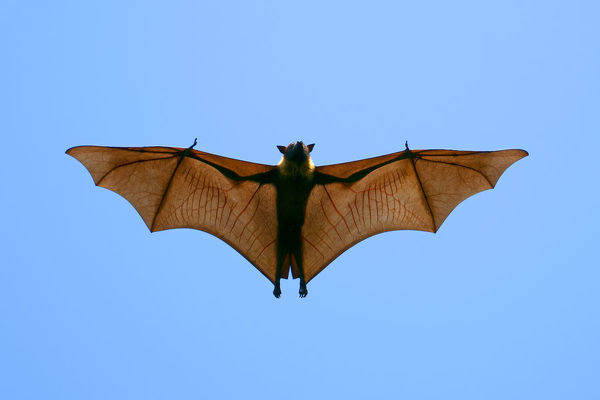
left=1, top=1, right=599, bottom=399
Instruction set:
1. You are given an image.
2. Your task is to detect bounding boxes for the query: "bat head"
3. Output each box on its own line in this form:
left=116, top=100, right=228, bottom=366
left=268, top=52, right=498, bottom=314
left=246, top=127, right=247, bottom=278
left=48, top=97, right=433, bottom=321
left=277, top=141, right=315, bottom=163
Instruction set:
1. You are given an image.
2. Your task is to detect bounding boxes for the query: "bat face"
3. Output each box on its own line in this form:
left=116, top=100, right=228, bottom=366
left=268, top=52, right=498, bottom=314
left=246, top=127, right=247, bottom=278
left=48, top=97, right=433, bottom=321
left=277, top=141, right=315, bottom=163
left=67, top=141, right=527, bottom=298
left=276, top=141, right=316, bottom=180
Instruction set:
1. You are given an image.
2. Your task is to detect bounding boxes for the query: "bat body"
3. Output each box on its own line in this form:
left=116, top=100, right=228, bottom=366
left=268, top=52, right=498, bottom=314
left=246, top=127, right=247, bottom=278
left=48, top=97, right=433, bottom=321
left=273, top=145, right=315, bottom=297
left=67, top=140, right=527, bottom=298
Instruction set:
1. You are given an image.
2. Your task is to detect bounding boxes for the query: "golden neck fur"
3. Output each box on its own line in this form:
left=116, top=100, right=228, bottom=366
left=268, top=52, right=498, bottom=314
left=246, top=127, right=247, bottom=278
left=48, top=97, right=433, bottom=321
left=277, top=157, right=315, bottom=178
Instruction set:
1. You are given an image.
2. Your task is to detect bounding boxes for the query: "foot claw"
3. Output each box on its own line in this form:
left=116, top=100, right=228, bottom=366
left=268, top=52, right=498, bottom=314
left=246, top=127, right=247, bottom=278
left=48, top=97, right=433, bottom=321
left=273, top=285, right=281, bottom=298
left=299, top=282, right=308, bottom=298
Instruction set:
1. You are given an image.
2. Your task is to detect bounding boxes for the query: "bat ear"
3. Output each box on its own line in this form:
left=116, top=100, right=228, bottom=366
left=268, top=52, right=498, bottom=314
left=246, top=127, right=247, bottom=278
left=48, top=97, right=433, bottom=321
left=277, top=145, right=287, bottom=154
left=307, top=143, right=315, bottom=152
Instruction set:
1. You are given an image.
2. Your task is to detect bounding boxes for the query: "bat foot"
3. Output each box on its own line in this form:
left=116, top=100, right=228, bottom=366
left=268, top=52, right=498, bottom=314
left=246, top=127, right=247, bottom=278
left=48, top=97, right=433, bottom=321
left=273, top=284, right=282, bottom=298
left=299, top=281, right=308, bottom=298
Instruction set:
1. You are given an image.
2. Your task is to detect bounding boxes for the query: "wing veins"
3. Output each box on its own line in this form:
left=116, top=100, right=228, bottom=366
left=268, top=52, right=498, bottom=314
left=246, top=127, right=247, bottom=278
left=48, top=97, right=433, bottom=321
left=106, top=147, right=180, bottom=154
left=96, top=155, right=178, bottom=186
left=150, top=155, right=186, bottom=231
left=410, top=158, right=436, bottom=231
left=418, top=157, right=494, bottom=188
left=229, top=184, right=262, bottom=233
left=415, top=150, right=489, bottom=157
left=322, top=185, right=352, bottom=234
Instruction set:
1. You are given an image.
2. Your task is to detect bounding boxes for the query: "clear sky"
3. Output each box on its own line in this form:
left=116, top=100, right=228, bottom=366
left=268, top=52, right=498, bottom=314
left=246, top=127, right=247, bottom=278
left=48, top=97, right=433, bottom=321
left=1, top=1, right=598, bottom=399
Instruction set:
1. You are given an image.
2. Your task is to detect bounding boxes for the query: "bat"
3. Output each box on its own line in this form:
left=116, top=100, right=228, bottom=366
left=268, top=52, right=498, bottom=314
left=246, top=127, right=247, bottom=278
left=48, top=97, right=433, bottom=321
left=67, top=140, right=527, bottom=298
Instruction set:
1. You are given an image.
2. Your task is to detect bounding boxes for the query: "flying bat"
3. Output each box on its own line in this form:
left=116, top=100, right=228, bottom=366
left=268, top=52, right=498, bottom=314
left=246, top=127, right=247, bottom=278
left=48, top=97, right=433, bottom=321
left=67, top=140, right=527, bottom=298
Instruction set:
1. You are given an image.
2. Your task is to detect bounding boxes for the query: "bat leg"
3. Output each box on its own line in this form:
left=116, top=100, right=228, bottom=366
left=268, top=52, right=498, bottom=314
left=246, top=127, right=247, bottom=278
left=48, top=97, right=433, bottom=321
left=293, top=248, right=308, bottom=298
left=273, top=246, right=286, bottom=298
left=273, top=266, right=282, bottom=298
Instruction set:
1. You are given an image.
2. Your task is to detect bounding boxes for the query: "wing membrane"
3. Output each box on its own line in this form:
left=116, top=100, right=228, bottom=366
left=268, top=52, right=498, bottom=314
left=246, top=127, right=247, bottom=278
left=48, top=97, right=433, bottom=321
left=302, top=149, right=528, bottom=282
left=67, top=146, right=279, bottom=282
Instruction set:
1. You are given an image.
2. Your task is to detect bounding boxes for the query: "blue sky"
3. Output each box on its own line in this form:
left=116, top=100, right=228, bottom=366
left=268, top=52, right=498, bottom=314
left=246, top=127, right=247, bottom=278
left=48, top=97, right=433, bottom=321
left=1, top=1, right=599, bottom=399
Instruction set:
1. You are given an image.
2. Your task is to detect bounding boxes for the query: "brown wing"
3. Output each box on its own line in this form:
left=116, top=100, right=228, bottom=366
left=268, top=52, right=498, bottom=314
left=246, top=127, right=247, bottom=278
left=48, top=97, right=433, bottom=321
left=67, top=145, right=279, bottom=282
left=302, top=149, right=528, bottom=282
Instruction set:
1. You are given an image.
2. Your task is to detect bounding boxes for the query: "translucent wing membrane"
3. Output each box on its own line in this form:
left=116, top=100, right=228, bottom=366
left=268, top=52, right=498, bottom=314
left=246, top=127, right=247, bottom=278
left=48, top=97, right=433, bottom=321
left=302, top=149, right=528, bottom=281
left=67, top=146, right=279, bottom=282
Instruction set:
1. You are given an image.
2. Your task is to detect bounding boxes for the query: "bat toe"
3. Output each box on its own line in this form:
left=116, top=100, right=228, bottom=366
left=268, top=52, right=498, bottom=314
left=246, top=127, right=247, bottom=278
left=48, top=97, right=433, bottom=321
left=299, top=282, right=308, bottom=298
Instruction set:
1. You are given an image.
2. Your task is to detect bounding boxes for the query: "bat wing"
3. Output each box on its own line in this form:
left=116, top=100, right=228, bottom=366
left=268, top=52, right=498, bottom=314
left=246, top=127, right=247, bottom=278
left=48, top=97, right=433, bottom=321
left=302, top=148, right=528, bottom=282
left=67, top=145, right=279, bottom=282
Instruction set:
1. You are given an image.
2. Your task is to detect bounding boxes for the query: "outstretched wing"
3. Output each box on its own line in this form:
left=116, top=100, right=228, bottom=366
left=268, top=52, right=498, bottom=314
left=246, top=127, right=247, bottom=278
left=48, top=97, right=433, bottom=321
left=302, top=148, right=528, bottom=282
left=67, top=145, right=279, bottom=282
